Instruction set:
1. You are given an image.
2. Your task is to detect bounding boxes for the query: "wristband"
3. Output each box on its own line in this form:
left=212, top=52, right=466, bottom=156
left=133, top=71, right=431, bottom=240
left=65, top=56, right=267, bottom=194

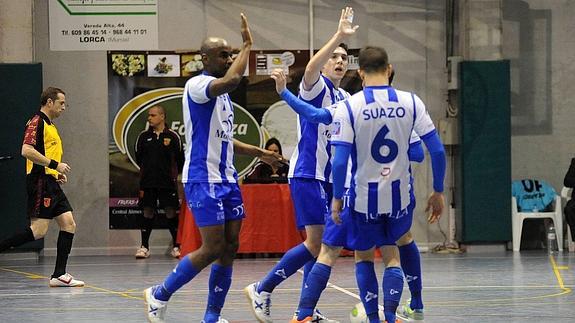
left=48, top=159, right=59, bottom=170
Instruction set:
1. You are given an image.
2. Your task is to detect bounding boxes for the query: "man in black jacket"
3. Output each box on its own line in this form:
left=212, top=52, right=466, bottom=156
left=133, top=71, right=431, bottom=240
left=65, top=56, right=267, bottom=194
left=134, top=105, right=184, bottom=258
left=563, top=158, right=575, bottom=242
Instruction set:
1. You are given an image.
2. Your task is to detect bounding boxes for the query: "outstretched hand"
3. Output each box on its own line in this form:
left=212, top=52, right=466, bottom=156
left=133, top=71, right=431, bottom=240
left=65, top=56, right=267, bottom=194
left=271, top=69, right=287, bottom=94
left=338, top=7, right=359, bottom=37
left=425, top=192, right=445, bottom=224
left=240, top=13, right=253, bottom=47
left=260, top=149, right=286, bottom=168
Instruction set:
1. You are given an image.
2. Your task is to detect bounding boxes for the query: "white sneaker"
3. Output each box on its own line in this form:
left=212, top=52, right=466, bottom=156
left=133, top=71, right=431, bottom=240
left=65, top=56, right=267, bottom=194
left=311, top=309, right=339, bottom=322
left=49, top=273, right=84, bottom=287
left=170, top=246, right=181, bottom=258
left=244, top=282, right=272, bottom=322
left=136, top=246, right=150, bottom=259
left=144, top=286, right=167, bottom=323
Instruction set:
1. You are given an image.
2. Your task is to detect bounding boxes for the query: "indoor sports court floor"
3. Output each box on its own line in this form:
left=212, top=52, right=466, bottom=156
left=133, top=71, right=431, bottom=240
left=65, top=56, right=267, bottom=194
left=0, top=251, right=573, bottom=322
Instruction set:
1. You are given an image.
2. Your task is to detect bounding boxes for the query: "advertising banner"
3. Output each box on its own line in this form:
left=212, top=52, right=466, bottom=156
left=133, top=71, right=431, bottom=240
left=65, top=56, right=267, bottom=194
left=108, top=49, right=361, bottom=229
left=107, top=51, right=309, bottom=229
left=49, top=0, right=158, bottom=51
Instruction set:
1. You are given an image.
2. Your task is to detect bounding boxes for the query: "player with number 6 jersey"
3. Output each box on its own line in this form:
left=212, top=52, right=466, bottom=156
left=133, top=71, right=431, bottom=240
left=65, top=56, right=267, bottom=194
left=330, top=46, right=446, bottom=323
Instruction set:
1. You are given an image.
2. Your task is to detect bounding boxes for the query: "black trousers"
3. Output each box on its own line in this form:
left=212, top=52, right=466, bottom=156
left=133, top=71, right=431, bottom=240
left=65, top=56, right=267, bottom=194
left=564, top=199, right=575, bottom=242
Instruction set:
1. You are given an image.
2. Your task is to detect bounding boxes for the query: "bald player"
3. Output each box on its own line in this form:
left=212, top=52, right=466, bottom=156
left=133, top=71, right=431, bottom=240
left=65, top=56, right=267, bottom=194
left=143, top=14, right=283, bottom=323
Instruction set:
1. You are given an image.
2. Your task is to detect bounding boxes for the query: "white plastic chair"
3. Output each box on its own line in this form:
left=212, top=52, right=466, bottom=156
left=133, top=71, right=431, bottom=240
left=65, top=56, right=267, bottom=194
left=511, top=195, right=563, bottom=252
left=561, top=186, right=574, bottom=251
left=561, top=187, right=572, bottom=199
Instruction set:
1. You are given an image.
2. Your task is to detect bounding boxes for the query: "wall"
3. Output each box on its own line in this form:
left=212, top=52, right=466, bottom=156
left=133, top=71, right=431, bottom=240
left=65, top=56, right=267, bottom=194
left=502, top=0, right=575, bottom=191
left=27, top=0, right=447, bottom=254
left=0, top=0, right=32, bottom=62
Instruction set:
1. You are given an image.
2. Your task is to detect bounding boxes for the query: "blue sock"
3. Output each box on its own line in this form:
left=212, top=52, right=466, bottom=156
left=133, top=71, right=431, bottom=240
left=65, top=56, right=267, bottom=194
left=355, top=261, right=379, bottom=323
left=383, top=267, right=404, bottom=323
left=302, top=258, right=316, bottom=290
left=296, top=263, right=331, bottom=320
left=154, top=256, right=199, bottom=301
left=258, top=243, right=314, bottom=293
left=399, top=241, right=423, bottom=310
left=367, top=312, right=380, bottom=322
left=204, top=264, right=233, bottom=322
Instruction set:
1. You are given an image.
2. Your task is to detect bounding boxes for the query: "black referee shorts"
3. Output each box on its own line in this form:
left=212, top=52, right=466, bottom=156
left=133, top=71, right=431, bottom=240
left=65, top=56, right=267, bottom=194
left=138, top=187, right=179, bottom=209
left=27, top=174, right=73, bottom=219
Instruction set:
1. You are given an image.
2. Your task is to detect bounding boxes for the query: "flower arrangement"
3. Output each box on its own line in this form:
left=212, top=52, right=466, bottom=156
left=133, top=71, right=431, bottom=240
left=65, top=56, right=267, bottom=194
left=184, top=54, right=204, bottom=73
left=154, top=57, right=174, bottom=74
left=111, top=54, right=145, bottom=76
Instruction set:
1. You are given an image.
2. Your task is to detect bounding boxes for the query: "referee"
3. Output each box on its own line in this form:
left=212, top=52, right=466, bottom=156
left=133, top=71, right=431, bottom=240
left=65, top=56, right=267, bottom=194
left=0, top=87, right=84, bottom=287
left=134, top=105, right=184, bottom=259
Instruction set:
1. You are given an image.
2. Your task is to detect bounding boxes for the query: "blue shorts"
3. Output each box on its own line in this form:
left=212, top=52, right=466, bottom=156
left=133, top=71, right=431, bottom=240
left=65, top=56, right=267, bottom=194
left=322, top=188, right=350, bottom=249
left=289, top=178, right=330, bottom=229
left=346, top=201, right=415, bottom=251
left=322, top=212, right=351, bottom=248
left=185, top=182, right=245, bottom=227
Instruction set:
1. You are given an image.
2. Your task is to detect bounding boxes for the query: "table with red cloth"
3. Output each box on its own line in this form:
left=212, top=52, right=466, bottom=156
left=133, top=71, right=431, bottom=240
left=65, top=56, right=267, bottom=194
left=177, top=183, right=304, bottom=257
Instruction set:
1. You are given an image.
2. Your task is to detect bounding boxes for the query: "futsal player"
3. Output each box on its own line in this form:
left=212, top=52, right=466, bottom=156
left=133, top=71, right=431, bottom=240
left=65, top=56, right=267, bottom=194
left=245, top=7, right=357, bottom=323
left=143, top=14, right=283, bottom=323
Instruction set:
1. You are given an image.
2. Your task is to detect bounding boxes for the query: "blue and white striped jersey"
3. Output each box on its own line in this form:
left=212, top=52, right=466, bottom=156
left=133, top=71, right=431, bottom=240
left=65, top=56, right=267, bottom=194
left=181, top=73, right=238, bottom=183
left=289, top=75, right=350, bottom=182
left=331, top=86, right=435, bottom=216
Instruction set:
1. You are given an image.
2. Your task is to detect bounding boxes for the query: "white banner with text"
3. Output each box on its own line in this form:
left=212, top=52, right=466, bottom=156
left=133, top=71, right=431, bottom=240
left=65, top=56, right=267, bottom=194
left=49, top=0, right=158, bottom=51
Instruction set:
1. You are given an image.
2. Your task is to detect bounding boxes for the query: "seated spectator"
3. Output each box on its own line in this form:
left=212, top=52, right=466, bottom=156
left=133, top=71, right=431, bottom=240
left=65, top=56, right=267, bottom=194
left=243, top=138, right=289, bottom=183
left=511, top=179, right=556, bottom=212
left=564, top=158, right=575, bottom=241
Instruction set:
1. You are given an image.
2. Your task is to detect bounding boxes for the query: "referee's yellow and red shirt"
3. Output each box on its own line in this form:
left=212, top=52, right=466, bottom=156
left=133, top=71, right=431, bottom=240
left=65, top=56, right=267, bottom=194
left=22, top=111, right=63, bottom=179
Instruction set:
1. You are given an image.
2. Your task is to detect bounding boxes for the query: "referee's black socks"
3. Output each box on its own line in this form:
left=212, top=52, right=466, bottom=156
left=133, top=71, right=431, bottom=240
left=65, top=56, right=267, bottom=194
left=52, top=231, right=74, bottom=278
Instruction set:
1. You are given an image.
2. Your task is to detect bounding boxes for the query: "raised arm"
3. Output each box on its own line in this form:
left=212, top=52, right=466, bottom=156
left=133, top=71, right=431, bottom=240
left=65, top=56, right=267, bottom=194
left=302, top=7, right=358, bottom=90
left=208, top=13, right=253, bottom=98
left=271, top=69, right=332, bottom=124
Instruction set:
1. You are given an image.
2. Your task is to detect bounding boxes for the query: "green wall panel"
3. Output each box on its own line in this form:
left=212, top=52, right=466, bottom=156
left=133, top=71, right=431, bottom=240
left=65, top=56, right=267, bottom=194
left=0, top=64, right=44, bottom=250
left=456, top=60, right=511, bottom=242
